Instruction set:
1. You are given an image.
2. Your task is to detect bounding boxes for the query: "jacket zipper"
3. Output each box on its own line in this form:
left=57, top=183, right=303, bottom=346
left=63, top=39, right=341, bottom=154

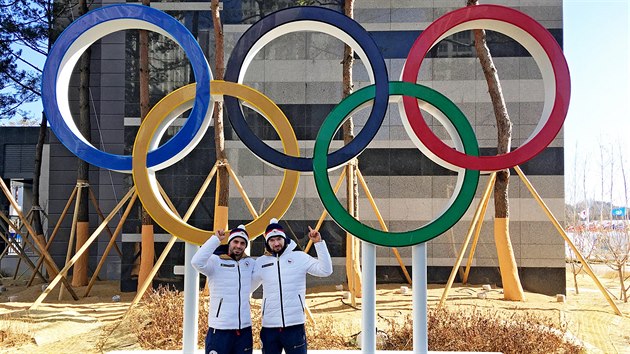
left=298, top=294, right=304, bottom=312
left=216, top=298, right=223, bottom=317
left=262, top=298, right=267, bottom=316
left=276, top=254, right=285, bottom=327
left=237, top=262, right=242, bottom=329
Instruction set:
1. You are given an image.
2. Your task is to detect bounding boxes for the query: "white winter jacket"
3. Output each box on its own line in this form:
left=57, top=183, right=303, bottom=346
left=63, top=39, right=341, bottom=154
left=191, top=236, right=254, bottom=330
left=252, top=240, right=332, bottom=328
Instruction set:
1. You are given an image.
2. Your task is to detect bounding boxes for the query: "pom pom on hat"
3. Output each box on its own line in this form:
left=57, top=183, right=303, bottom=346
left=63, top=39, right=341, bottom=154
left=228, top=224, right=249, bottom=246
left=264, top=218, right=286, bottom=242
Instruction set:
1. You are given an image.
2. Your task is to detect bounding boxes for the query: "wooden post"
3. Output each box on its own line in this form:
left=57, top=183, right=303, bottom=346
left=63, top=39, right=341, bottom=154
left=59, top=183, right=83, bottom=300
left=88, top=187, right=123, bottom=257
left=356, top=169, right=412, bottom=285
left=0, top=229, right=10, bottom=262
left=30, top=187, right=135, bottom=309
left=11, top=210, right=33, bottom=279
left=226, top=163, right=258, bottom=218
left=127, top=181, right=198, bottom=311
left=439, top=173, right=496, bottom=309
left=0, top=178, right=79, bottom=300
left=129, top=236, right=177, bottom=310
left=0, top=213, right=47, bottom=282
left=304, top=168, right=347, bottom=254
left=515, top=166, right=623, bottom=316
left=27, top=186, right=78, bottom=285
left=186, top=162, right=219, bottom=220
left=84, top=191, right=138, bottom=297
left=463, top=175, right=495, bottom=284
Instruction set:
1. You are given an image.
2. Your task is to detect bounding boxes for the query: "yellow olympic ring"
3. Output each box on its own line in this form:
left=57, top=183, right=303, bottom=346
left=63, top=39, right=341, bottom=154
left=132, top=81, right=300, bottom=245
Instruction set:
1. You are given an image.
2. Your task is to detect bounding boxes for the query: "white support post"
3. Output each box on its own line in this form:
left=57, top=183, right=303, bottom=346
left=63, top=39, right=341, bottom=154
left=413, top=243, right=428, bottom=353
left=183, top=242, right=200, bottom=354
left=361, top=241, right=376, bottom=353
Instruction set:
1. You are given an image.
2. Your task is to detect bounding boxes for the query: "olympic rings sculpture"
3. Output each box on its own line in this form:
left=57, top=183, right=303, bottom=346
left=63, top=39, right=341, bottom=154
left=42, top=4, right=570, bottom=247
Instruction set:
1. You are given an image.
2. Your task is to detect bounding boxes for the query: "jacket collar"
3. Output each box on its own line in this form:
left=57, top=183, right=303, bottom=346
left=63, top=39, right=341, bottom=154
left=218, top=253, right=249, bottom=261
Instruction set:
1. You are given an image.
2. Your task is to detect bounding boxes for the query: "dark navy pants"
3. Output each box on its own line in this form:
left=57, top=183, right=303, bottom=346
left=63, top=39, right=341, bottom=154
left=205, top=326, right=253, bottom=354
left=260, top=324, right=307, bottom=354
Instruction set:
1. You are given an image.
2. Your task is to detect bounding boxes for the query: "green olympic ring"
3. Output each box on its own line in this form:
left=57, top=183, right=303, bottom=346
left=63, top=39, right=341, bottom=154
left=313, top=81, right=480, bottom=247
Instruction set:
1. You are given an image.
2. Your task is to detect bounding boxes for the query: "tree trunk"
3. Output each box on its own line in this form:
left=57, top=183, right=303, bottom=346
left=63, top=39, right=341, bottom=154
left=32, top=113, right=56, bottom=278
left=30, top=0, right=59, bottom=279
left=211, top=0, right=229, bottom=232
left=73, top=0, right=91, bottom=287
left=31, top=115, right=46, bottom=241
left=467, top=0, right=524, bottom=300
left=342, top=0, right=361, bottom=302
left=137, top=0, right=154, bottom=291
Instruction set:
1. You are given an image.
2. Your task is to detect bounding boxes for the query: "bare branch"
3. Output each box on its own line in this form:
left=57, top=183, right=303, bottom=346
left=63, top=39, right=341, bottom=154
left=10, top=51, right=43, bottom=72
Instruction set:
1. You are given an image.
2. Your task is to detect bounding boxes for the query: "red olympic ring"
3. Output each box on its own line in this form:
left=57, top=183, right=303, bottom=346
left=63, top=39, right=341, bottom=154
left=401, top=5, right=570, bottom=171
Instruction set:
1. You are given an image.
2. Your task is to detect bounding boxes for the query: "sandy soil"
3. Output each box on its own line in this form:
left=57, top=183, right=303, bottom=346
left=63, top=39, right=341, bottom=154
left=0, top=267, right=629, bottom=353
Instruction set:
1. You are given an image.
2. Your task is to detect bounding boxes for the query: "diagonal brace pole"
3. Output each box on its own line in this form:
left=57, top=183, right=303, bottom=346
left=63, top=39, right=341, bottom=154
left=84, top=191, right=139, bottom=297
left=59, top=182, right=84, bottom=300
left=126, top=180, right=199, bottom=315
left=0, top=178, right=79, bottom=300
left=514, top=165, right=622, bottom=316
left=88, top=187, right=123, bottom=257
left=0, top=213, right=47, bottom=282
left=439, top=172, right=496, bottom=309
left=462, top=174, right=494, bottom=284
left=30, top=186, right=136, bottom=309
left=356, top=169, right=412, bottom=285
left=27, top=186, right=78, bottom=286
left=304, top=168, right=347, bottom=253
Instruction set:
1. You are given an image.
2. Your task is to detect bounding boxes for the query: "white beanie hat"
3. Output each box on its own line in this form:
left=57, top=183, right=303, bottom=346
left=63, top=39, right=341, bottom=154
left=228, top=224, right=249, bottom=246
left=264, top=218, right=286, bottom=242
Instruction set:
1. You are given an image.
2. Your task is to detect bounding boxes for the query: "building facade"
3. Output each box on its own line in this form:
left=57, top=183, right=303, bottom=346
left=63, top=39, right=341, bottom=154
left=45, top=0, right=566, bottom=294
left=0, top=127, right=47, bottom=274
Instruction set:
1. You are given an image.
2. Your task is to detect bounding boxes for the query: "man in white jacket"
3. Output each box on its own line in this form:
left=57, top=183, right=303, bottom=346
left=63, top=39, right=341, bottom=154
left=252, top=218, right=333, bottom=354
left=191, top=225, right=254, bottom=354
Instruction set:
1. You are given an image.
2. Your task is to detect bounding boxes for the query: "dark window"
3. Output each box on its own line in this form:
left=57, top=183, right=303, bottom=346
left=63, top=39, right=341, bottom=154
left=3, top=145, right=35, bottom=178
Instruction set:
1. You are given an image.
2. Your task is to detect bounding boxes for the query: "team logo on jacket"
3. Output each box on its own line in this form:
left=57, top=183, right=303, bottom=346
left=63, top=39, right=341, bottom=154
left=287, top=259, right=293, bottom=264
left=244, top=260, right=250, bottom=267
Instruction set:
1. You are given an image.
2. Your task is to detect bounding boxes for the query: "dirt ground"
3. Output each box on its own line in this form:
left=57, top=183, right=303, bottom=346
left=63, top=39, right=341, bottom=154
left=0, top=267, right=629, bottom=353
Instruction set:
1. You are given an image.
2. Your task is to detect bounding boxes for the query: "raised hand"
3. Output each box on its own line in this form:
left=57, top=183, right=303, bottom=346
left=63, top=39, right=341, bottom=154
left=216, top=229, right=227, bottom=242
left=307, top=226, right=321, bottom=243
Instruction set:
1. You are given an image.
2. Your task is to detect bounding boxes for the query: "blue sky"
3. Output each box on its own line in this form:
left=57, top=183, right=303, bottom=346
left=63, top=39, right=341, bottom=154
left=564, top=0, right=630, bottom=204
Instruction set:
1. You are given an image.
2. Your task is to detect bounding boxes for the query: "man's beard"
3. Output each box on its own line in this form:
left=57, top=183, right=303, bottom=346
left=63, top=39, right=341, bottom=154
left=230, top=249, right=243, bottom=260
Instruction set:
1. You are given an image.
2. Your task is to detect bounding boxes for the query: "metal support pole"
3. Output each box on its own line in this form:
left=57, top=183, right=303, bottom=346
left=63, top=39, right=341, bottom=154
left=183, top=242, right=200, bottom=354
left=413, top=243, right=428, bottom=353
left=361, top=241, right=376, bottom=353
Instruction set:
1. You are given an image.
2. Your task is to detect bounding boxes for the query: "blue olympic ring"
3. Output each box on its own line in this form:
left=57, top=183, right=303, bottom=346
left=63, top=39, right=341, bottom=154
left=42, top=4, right=212, bottom=172
left=224, top=6, right=389, bottom=172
